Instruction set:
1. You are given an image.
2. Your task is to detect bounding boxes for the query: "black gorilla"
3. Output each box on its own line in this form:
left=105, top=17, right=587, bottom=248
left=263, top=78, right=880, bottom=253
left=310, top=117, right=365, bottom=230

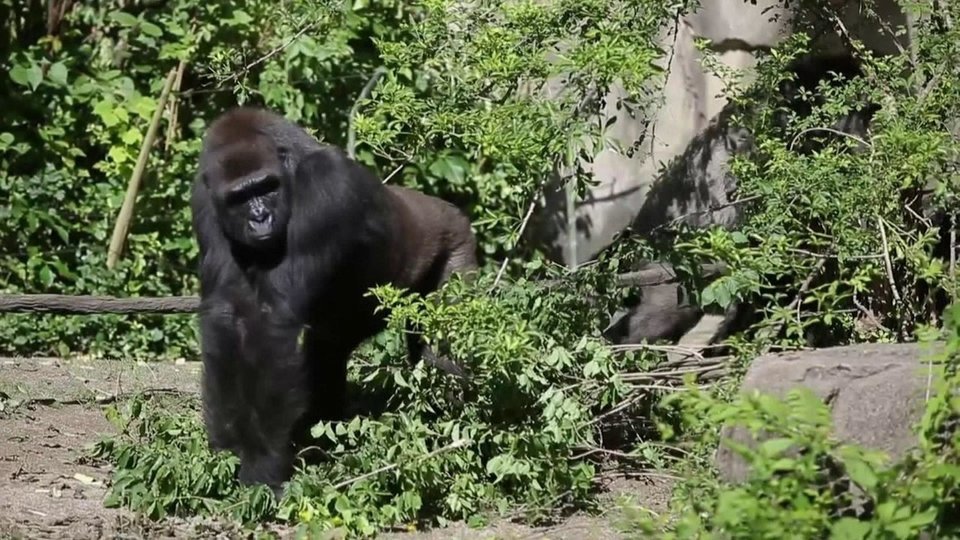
left=190, top=107, right=478, bottom=494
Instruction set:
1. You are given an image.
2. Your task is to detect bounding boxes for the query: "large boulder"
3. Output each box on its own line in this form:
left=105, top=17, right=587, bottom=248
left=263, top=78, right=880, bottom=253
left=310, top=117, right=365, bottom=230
left=715, top=342, right=942, bottom=483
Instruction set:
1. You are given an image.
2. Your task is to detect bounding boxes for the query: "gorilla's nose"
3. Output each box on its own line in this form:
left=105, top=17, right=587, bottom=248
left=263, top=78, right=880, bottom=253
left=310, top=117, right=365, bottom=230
left=249, top=210, right=273, bottom=235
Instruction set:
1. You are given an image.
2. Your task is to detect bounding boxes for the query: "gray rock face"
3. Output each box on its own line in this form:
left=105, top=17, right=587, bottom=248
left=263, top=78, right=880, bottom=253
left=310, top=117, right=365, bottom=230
left=715, top=342, right=942, bottom=483
left=532, top=0, right=909, bottom=267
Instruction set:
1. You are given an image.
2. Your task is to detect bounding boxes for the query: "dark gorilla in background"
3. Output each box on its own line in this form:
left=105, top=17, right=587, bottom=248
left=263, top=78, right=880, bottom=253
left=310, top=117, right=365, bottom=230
left=190, top=107, right=478, bottom=495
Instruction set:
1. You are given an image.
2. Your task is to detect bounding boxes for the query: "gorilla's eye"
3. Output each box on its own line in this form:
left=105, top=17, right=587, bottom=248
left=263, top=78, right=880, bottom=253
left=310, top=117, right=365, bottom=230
left=226, top=175, right=280, bottom=206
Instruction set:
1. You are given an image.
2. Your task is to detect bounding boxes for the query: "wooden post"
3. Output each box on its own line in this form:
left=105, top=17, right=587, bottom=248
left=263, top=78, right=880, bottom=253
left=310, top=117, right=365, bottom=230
left=106, top=68, right=178, bottom=269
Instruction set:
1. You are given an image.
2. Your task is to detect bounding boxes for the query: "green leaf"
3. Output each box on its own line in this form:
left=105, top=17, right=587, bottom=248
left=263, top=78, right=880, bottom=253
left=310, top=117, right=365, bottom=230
left=140, top=21, right=163, bottom=37
left=108, top=146, right=131, bottom=164
left=9, top=64, right=30, bottom=87
left=829, top=518, right=871, bottom=540
left=226, top=10, right=254, bottom=25
left=121, top=127, right=142, bottom=146
left=844, top=457, right=878, bottom=489
left=701, top=285, right=716, bottom=307
left=758, top=437, right=793, bottom=458
left=48, top=62, right=68, bottom=86
left=889, top=508, right=937, bottom=535
left=93, top=100, right=120, bottom=127
left=131, top=96, right=157, bottom=120
left=25, top=65, right=43, bottom=90
left=428, top=154, right=470, bottom=184
left=39, top=266, right=54, bottom=288
left=109, top=11, right=140, bottom=27
left=769, top=457, right=796, bottom=472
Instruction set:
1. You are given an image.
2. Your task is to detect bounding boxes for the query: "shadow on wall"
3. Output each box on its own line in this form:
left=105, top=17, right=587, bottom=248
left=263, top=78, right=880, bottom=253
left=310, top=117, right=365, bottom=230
left=629, top=104, right=751, bottom=239
left=605, top=50, right=883, bottom=347
left=526, top=91, right=749, bottom=266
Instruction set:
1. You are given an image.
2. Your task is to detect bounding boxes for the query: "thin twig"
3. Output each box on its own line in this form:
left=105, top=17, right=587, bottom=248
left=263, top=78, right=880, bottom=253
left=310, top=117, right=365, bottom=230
left=569, top=446, right=648, bottom=461
left=951, top=213, right=957, bottom=295
left=786, top=247, right=883, bottom=260
left=347, top=67, right=387, bottom=160
left=607, top=342, right=718, bottom=356
left=582, top=394, right=646, bottom=428
left=789, top=126, right=871, bottom=151
left=330, top=438, right=470, bottom=490
left=852, top=294, right=887, bottom=334
left=381, top=162, right=406, bottom=184
left=491, top=182, right=546, bottom=289
left=598, top=470, right=683, bottom=481
left=17, top=388, right=189, bottom=407
left=877, top=216, right=902, bottom=306
left=621, top=362, right=729, bottom=381
left=658, top=195, right=760, bottom=233
left=756, top=259, right=826, bottom=348
left=218, top=20, right=319, bottom=88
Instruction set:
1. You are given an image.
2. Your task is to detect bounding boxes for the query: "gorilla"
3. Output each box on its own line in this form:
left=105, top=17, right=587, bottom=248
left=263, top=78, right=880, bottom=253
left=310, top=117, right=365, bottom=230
left=190, top=107, right=478, bottom=495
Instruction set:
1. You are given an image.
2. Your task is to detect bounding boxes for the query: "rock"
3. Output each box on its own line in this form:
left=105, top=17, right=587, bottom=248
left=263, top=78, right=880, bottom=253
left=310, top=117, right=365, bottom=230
left=715, top=342, right=943, bottom=483
left=530, top=0, right=910, bottom=267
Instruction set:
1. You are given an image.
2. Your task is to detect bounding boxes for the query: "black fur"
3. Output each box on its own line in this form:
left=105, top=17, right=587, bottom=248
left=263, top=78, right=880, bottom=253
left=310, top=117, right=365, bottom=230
left=191, top=107, right=477, bottom=495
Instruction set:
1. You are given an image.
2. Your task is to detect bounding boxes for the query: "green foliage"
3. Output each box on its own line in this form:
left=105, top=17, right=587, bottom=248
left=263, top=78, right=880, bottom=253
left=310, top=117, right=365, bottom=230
left=9, top=0, right=960, bottom=536
left=94, top=265, right=666, bottom=536
left=0, top=0, right=423, bottom=357
left=94, top=394, right=278, bottom=522
left=598, top=0, right=960, bottom=352
left=0, top=0, right=678, bottom=358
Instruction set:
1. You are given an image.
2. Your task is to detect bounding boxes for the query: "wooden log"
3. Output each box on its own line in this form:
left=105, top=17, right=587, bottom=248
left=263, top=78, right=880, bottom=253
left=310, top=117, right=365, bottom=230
left=0, top=294, right=199, bottom=314
left=0, top=262, right=728, bottom=315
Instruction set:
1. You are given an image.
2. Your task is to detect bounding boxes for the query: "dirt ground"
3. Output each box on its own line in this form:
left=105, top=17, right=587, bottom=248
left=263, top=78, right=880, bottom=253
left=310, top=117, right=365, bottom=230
left=0, top=357, right=673, bottom=539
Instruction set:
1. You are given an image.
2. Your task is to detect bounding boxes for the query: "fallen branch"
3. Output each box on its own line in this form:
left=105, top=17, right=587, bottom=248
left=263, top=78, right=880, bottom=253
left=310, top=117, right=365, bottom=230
left=0, top=261, right=727, bottom=314
left=12, top=387, right=191, bottom=408
left=164, top=59, right=189, bottom=151
left=615, top=261, right=727, bottom=287
left=330, top=438, right=470, bottom=491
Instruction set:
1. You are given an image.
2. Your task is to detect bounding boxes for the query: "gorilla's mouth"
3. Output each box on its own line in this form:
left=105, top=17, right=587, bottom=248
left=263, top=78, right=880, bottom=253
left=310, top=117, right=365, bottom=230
left=248, top=215, right=274, bottom=237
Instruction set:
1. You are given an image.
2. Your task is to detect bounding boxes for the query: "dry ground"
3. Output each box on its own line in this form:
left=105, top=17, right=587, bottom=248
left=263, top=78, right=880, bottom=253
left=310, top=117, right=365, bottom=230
left=0, top=357, right=673, bottom=539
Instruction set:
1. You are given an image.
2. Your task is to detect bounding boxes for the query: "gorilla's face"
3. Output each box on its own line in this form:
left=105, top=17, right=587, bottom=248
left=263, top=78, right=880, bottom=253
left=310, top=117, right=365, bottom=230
left=203, top=134, right=293, bottom=249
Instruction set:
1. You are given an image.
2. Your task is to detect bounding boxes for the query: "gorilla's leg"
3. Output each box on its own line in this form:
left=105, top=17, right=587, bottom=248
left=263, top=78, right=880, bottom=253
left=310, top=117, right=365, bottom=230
left=198, top=302, right=245, bottom=454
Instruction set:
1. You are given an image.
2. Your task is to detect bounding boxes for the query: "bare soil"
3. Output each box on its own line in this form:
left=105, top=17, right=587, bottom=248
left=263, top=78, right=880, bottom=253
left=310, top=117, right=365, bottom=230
left=0, top=357, right=673, bottom=539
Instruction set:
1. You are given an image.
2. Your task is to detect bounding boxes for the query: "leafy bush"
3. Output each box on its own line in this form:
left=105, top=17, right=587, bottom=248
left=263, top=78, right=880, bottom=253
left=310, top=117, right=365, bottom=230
left=625, top=303, right=960, bottom=539
left=0, top=0, right=678, bottom=358
left=9, top=0, right=960, bottom=536
left=93, top=265, right=673, bottom=536
left=601, top=0, right=960, bottom=352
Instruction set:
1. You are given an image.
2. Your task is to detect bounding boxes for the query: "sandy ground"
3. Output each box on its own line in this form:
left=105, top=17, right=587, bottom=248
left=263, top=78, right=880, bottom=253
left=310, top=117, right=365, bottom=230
left=0, top=357, right=673, bottom=539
